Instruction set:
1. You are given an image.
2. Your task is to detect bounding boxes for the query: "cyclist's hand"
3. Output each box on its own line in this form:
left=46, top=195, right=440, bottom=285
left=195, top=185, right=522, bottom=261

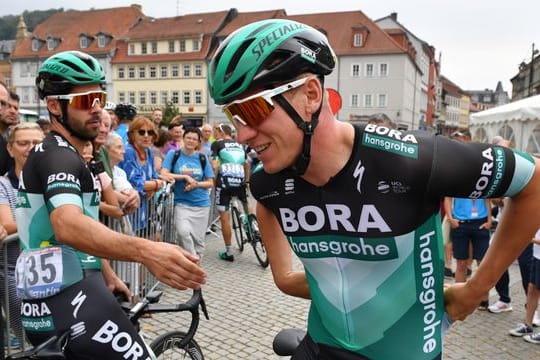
left=444, top=282, right=480, bottom=321
left=144, top=242, right=206, bottom=290
left=102, top=261, right=132, bottom=301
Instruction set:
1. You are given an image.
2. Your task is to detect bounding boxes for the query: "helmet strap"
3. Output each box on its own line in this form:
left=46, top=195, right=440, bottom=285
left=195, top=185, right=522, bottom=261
left=56, top=100, right=95, bottom=141
left=273, top=94, right=322, bottom=176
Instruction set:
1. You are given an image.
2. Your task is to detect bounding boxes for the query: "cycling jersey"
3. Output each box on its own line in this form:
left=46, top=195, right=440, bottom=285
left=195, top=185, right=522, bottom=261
left=250, top=124, right=536, bottom=360
left=14, top=132, right=153, bottom=359
left=211, top=138, right=247, bottom=189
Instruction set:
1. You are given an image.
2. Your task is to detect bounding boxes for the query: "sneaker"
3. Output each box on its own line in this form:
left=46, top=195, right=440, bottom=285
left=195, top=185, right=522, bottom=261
left=444, top=267, right=454, bottom=278
left=488, top=300, right=513, bottom=314
left=509, top=323, right=533, bottom=337
left=534, top=311, right=540, bottom=327
left=524, top=332, right=540, bottom=344
left=477, top=300, right=489, bottom=311
left=218, top=251, right=234, bottom=262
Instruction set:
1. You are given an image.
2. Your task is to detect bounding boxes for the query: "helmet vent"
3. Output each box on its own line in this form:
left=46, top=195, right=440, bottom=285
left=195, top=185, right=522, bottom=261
left=225, top=39, right=255, bottom=81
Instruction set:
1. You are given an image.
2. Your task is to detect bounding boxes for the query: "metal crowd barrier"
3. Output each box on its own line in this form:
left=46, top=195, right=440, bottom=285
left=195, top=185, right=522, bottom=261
left=103, top=184, right=176, bottom=299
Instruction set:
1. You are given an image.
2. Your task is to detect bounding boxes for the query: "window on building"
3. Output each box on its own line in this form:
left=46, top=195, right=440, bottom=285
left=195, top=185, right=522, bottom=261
left=139, top=66, right=146, bottom=79
left=194, top=64, right=203, bottom=77
left=365, top=64, right=374, bottom=77
left=97, top=34, right=106, bottom=48
left=118, top=67, right=125, bottom=79
left=194, top=90, right=202, bottom=104
left=149, top=66, right=156, bottom=78
left=379, top=63, right=388, bottom=77
left=183, top=90, right=191, bottom=105
left=129, top=44, right=135, bottom=55
left=378, top=94, right=387, bottom=107
left=161, top=65, right=168, bottom=78
left=31, top=38, right=41, bottom=51
left=128, top=67, right=135, bottom=79
left=193, top=39, right=200, bottom=51
left=47, top=37, right=58, bottom=51
left=129, top=91, right=136, bottom=104
left=364, top=94, right=373, bottom=107
left=118, top=91, right=126, bottom=104
left=179, top=40, right=186, bottom=53
left=351, top=94, right=359, bottom=107
left=172, top=91, right=179, bottom=104
left=183, top=64, right=191, bottom=77
left=352, top=64, right=360, bottom=77
left=353, top=33, right=363, bottom=47
left=160, top=90, right=168, bottom=105
left=171, top=64, right=179, bottom=77
left=22, top=88, right=29, bottom=103
left=150, top=91, right=157, bottom=105
left=168, top=40, right=175, bottom=53
left=141, top=43, right=147, bottom=54
left=80, top=36, right=89, bottom=49
left=151, top=41, right=157, bottom=54
left=139, top=91, right=146, bottom=105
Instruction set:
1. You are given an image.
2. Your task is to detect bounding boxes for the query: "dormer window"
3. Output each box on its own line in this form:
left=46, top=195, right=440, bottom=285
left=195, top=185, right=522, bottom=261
left=96, top=33, right=111, bottom=48
left=47, top=36, right=60, bottom=51
left=79, top=34, right=92, bottom=49
left=352, top=26, right=369, bottom=48
left=31, top=38, right=43, bottom=51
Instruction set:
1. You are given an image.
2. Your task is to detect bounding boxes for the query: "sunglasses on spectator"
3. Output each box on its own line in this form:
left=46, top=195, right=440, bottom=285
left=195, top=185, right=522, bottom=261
left=137, top=129, right=156, bottom=137
left=50, top=91, right=107, bottom=110
left=222, top=77, right=309, bottom=129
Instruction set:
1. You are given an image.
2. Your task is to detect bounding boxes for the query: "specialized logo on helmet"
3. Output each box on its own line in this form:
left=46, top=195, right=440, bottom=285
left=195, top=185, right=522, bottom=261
left=251, top=22, right=307, bottom=61
left=41, top=62, right=69, bottom=74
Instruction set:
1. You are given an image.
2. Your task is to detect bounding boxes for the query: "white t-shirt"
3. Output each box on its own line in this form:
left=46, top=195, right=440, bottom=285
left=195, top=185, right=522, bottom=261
left=112, top=165, right=133, bottom=192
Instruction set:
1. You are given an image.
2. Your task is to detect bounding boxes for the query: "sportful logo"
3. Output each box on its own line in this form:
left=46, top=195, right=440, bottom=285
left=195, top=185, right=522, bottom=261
left=362, top=124, right=419, bottom=159
left=284, top=178, right=294, bottom=194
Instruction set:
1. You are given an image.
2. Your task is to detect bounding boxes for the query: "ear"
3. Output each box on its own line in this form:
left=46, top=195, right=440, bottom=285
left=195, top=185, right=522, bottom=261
left=46, top=98, right=62, bottom=117
left=6, top=143, right=14, bottom=158
left=303, top=77, right=323, bottom=114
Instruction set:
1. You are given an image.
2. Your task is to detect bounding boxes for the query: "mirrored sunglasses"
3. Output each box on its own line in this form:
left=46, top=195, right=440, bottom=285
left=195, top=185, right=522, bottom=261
left=51, top=91, right=107, bottom=110
left=222, top=77, right=309, bottom=129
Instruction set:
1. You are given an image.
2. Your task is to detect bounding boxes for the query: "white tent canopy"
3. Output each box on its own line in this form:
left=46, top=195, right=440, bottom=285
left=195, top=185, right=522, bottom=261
left=470, top=94, right=540, bottom=125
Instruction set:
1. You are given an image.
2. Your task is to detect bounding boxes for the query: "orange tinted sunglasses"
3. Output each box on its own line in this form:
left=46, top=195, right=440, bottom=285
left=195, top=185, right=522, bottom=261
left=51, top=91, right=107, bottom=110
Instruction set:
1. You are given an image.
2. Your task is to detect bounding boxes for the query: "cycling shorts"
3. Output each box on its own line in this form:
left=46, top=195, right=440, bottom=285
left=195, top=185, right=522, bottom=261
left=215, top=185, right=247, bottom=212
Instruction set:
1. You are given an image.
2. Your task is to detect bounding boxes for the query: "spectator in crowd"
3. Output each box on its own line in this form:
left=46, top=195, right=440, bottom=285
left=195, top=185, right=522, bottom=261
left=163, top=116, right=184, bottom=155
left=367, top=113, right=396, bottom=129
left=94, top=109, right=114, bottom=178
left=0, top=122, right=44, bottom=348
left=0, top=82, right=14, bottom=175
left=5, top=91, right=20, bottom=126
left=161, top=127, right=214, bottom=258
left=509, top=227, right=540, bottom=342
left=211, top=123, right=251, bottom=261
left=153, top=128, right=170, bottom=172
left=105, top=101, right=119, bottom=131
left=151, top=108, right=163, bottom=128
left=104, top=132, right=139, bottom=216
left=119, top=115, right=165, bottom=233
left=114, top=103, right=137, bottom=145
left=200, top=123, right=213, bottom=157
left=36, top=118, right=51, bottom=135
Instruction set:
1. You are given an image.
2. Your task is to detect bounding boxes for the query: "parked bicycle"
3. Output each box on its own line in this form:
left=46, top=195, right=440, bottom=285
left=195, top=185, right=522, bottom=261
left=6, top=286, right=209, bottom=360
left=230, top=197, right=269, bottom=268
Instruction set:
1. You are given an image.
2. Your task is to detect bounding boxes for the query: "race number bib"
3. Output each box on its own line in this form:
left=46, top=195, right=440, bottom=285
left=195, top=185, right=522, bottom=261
left=16, top=246, right=84, bottom=299
left=220, top=163, right=245, bottom=188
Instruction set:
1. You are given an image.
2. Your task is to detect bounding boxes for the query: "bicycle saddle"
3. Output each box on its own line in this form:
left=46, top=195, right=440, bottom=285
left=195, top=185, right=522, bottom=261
left=9, top=331, right=69, bottom=359
left=272, top=328, right=306, bottom=356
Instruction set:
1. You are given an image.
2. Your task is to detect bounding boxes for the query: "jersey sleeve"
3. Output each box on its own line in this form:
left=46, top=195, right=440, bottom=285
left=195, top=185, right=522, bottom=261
left=428, top=135, right=535, bottom=199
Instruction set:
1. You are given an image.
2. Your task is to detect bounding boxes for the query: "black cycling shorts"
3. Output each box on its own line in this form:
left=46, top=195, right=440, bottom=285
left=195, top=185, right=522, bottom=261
left=21, top=272, right=152, bottom=360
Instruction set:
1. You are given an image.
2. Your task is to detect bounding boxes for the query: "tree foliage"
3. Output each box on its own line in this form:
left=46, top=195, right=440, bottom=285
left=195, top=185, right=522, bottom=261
left=162, top=102, right=180, bottom=126
left=0, top=9, right=64, bottom=40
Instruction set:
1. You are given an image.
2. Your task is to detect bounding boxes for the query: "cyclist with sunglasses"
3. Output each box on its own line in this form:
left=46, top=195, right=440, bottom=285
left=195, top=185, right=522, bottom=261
left=14, top=50, right=205, bottom=359
left=208, top=19, right=540, bottom=359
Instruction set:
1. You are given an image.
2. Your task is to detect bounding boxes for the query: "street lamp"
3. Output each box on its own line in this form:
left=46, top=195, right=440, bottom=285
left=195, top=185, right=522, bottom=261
left=529, top=43, right=539, bottom=97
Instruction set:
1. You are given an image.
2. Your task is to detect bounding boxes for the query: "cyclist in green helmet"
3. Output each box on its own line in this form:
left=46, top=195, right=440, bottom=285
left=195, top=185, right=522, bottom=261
left=15, top=50, right=206, bottom=358
left=209, top=19, right=540, bottom=359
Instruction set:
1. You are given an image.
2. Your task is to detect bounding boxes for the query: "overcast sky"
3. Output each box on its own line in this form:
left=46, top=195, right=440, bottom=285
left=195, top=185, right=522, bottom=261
left=2, top=0, right=539, bottom=97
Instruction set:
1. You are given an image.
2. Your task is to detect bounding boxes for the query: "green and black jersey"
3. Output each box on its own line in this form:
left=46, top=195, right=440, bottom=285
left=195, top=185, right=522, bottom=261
left=250, top=124, right=535, bottom=359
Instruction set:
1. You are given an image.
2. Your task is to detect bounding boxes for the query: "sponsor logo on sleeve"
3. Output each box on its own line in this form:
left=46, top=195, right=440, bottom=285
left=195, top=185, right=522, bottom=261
left=362, top=124, right=419, bottom=158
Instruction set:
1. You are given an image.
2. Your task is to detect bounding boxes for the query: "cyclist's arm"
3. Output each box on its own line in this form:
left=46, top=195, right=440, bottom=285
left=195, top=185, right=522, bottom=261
left=257, top=201, right=310, bottom=299
left=446, top=157, right=540, bottom=320
left=50, top=204, right=207, bottom=290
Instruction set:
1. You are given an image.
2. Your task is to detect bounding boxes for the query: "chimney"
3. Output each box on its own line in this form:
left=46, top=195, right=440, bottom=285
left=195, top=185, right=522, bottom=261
left=130, top=4, right=142, bottom=11
left=390, top=12, right=398, bottom=21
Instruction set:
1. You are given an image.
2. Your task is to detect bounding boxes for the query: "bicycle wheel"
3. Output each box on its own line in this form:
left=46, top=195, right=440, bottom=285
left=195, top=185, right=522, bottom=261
left=248, top=214, right=269, bottom=268
left=231, top=205, right=245, bottom=251
left=150, top=331, right=204, bottom=360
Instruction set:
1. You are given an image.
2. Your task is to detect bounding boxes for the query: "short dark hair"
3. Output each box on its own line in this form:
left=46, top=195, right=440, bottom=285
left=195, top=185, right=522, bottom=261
left=9, top=91, right=19, bottom=102
left=183, top=127, right=202, bottom=141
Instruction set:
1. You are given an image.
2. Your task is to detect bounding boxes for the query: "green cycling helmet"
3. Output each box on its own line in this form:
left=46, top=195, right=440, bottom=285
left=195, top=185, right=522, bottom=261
left=209, top=19, right=336, bottom=105
left=36, top=50, right=106, bottom=99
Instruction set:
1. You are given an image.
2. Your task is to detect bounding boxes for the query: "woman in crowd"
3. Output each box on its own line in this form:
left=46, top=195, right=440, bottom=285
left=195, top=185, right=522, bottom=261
left=162, top=116, right=184, bottom=156
left=119, top=116, right=165, bottom=235
left=0, top=123, right=44, bottom=347
left=161, top=127, right=214, bottom=258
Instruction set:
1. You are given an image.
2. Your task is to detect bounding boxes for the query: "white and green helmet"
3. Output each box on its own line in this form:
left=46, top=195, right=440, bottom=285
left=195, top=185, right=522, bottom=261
left=208, top=19, right=336, bottom=105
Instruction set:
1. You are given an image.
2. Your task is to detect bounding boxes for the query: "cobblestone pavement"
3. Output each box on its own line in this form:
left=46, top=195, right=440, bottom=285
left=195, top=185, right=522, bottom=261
left=143, top=233, right=540, bottom=359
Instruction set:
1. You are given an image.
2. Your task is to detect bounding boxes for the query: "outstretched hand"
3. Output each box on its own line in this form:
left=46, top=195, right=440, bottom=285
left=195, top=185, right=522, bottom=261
left=143, top=241, right=206, bottom=290
left=444, top=282, right=481, bottom=321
